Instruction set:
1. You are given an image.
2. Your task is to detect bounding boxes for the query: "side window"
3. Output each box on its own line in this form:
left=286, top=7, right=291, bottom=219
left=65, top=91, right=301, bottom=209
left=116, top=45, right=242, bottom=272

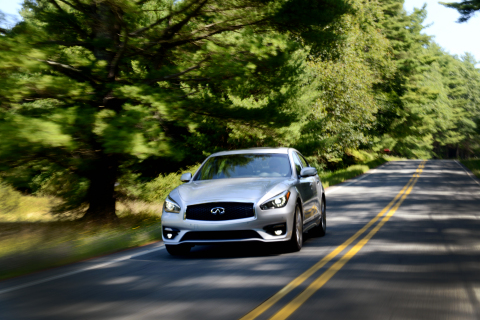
left=291, top=152, right=303, bottom=176
left=296, top=152, right=309, bottom=168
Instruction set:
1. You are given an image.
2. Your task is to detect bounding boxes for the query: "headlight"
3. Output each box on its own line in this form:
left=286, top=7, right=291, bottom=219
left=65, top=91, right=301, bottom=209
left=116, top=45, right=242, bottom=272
left=164, top=197, right=181, bottom=213
left=260, top=190, right=291, bottom=210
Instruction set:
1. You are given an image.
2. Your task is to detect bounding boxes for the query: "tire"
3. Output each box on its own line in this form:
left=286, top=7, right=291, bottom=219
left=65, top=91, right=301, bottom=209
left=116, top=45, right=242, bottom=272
left=285, top=205, right=303, bottom=252
left=311, top=196, right=326, bottom=237
left=166, top=244, right=192, bottom=256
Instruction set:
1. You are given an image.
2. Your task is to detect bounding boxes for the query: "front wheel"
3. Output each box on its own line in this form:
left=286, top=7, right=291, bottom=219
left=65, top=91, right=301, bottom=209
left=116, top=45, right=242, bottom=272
left=311, top=197, right=326, bottom=237
left=166, top=244, right=192, bottom=256
left=285, top=205, right=303, bottom=252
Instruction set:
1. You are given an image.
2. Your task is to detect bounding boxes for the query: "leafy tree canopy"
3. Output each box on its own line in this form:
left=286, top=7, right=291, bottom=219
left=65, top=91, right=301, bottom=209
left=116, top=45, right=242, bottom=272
left=0, top=0, right=350, bottom=221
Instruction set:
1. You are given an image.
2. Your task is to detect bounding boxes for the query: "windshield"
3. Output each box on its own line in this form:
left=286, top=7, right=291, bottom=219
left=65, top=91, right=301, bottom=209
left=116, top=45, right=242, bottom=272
left=195, top=154, right=292, bottom=180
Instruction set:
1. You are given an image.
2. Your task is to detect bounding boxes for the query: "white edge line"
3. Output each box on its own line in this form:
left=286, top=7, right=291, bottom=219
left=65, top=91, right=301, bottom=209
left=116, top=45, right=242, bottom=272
left=454, top=160, right=480, bottom=187
left=0, top=243, right=165, bottom=295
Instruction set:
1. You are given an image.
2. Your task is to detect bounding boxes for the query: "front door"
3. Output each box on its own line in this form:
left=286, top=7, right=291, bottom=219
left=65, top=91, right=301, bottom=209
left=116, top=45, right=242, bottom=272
left=296, top=152, right=320, bottom=221
left=292, top=152, right=316, bottom=222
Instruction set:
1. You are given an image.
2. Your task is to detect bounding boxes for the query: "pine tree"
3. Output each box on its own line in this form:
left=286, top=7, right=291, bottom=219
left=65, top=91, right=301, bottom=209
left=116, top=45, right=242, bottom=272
left=0, top=0, right=349, bottom=221
left=375, top=0, right=438, bottom=158
left=434, top=51, right=480, bottom=157
left=296, top=0, right=395, bottom=163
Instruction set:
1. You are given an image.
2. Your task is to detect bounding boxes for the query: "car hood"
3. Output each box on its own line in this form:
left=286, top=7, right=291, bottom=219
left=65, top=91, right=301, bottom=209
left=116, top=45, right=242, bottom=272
left=177, top=178, right=289, bottom=204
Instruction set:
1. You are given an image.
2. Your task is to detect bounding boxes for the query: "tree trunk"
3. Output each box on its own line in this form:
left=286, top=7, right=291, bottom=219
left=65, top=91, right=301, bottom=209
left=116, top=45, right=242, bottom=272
left=81, top=157, right=119, bottom=223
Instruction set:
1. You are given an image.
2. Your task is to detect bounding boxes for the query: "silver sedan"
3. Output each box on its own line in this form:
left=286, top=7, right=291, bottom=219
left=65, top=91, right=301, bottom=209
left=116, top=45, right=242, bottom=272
left=161, top=147, right=326, bottom=255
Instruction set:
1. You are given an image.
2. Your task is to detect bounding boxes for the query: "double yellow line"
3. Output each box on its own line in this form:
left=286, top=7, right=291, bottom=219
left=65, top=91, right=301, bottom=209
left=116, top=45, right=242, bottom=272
left=241, top=161, right=426, bottom=320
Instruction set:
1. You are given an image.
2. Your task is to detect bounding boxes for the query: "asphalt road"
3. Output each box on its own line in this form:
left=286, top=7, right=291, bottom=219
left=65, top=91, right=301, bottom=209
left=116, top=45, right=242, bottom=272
left=1, top=160, right=480, bottom=320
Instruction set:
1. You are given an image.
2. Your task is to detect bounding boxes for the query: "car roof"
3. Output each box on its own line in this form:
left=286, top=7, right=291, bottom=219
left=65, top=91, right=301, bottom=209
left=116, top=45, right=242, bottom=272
left=209, top=147, right=292, bottom=157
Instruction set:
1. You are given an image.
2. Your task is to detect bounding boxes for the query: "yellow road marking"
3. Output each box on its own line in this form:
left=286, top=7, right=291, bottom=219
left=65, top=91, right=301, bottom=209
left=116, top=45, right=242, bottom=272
left=269, top=163, right=425, bottom=320
left=240, top=161, right=426, bottom=320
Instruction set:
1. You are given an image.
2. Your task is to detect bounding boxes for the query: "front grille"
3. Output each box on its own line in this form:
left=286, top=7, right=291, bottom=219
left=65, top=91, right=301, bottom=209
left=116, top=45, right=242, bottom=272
left=180, top=230, right=261, bottom=242
left=186, top=202, right=254, bottom=221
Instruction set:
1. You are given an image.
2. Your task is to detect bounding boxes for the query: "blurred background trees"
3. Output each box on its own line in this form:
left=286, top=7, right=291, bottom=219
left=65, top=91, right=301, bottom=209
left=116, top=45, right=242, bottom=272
left=1, top=0, right=480, bottom=220
left=0, top=0, right=349, bottom=220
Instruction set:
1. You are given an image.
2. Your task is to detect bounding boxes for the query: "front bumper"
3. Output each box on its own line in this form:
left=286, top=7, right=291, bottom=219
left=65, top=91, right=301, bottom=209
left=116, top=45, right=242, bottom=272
left=161, top=200, right=296, bottom=245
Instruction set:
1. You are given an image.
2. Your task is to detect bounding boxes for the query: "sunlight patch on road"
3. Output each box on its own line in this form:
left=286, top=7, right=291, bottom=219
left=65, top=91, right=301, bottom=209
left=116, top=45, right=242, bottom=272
left=166, top=275, right=292, bottom=289
left=101, top=276, right=140, bottom=285
left=251, top=264, right=286, bottom=271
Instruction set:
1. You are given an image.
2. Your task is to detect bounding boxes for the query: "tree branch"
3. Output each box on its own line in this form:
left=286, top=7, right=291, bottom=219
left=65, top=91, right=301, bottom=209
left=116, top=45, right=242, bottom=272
left=35, top=40, right=92, bottom=48
left=159, top=0, right=210, bottom=41
left=55, top=0, right=97, bottom=20
left=129, top=0, right=201, bottom=37
left=185, top=17, right=243, bottom=37
left=202, top=5, right=261, bottom=13
left=27, top=57, right=99, bottom=87
left=155, top=21, right=258, bottom=48
left=56, top=0, right=83, bottom=12
left=128, top=15, right=171, bottom=37
left=145, top=56, right=210, bottom=84
left=163, top=64, right=201, bottom=79
left=48, top=0, right=90, bottom=38
left=108, top=33, right=128, bottom=80
left=125, top=18, right=260, bottom=64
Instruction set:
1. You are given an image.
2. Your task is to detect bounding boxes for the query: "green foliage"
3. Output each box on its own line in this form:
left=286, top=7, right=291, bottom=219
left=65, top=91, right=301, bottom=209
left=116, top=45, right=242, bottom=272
left=427, top=49, right=480, bottom=158
left=30, top=168, right=89, bottom=216
left=0, top=0, right=350, bottom=220
left=374, top=1, right=438, bottom=158
left=346, top=149, right=377, bottom=163
left=296, top=0, right=394, bottom=161
left=118, top=163, right=201, bottom=203
left=181, top=49, right=318, bottom=155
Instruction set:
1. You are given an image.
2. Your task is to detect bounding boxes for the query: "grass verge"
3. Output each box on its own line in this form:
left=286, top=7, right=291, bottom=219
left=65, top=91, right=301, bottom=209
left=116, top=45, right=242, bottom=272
left=460, top=159, right=480, bottom=179
left=0, top=211, right=162, bottom=280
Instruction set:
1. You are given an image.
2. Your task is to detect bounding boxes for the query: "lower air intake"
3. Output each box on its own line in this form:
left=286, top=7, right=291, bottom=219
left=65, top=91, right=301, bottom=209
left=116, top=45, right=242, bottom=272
left=180, top=230, right=262, bottom=242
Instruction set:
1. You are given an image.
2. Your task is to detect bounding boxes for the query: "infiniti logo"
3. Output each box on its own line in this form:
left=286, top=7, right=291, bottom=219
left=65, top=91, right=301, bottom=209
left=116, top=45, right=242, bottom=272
left=211, top=207, right=225, bottom=215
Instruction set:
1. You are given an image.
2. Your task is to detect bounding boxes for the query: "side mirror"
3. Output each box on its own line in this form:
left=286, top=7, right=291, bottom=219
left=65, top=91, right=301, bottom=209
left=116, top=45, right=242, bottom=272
left=180, top=172, right=192, bottom=182
left=300, top=167, right=317, bottom=178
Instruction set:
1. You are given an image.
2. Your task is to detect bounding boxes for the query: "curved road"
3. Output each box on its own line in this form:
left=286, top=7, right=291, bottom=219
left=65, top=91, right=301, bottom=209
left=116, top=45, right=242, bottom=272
left=1, top=160, right=480, bottom=320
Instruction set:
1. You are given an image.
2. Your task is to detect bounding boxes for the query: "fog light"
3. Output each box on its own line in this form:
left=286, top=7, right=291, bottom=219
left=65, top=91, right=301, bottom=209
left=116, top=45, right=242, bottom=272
left=163, top=226, right=180, bottom=240
left=263, top=223, right=287, bottom=236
